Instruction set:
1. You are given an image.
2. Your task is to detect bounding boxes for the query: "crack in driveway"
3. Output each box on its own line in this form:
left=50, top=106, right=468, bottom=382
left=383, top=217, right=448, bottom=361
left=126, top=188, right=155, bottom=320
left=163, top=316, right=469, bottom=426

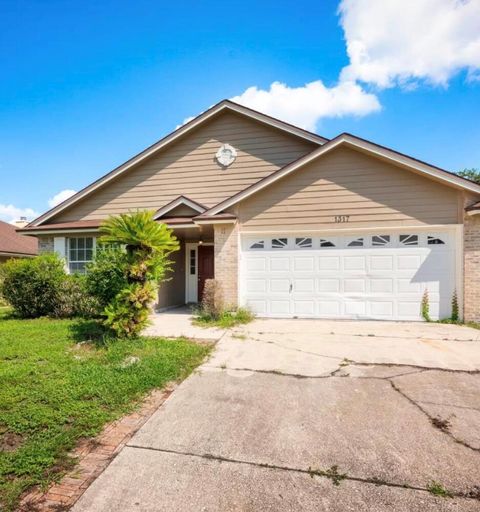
left=126, top=444, right=479, bottom=501
left=228, top=333, right=480, bottom=374
left=204, top=362, right=480, bottom=453
left=240, top=329, right=480, bottom=343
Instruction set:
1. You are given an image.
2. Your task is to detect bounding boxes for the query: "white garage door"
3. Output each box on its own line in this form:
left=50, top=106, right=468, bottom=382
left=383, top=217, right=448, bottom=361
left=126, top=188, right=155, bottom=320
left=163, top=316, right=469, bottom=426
left=240, top=230, right=458, bottom=321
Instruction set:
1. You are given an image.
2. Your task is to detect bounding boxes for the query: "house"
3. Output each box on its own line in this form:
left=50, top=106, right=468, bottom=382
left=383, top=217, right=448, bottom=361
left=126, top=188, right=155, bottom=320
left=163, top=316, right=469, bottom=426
left=19, top=100, right=480, bottom=322
left=0, top=219, right=38, bottom=263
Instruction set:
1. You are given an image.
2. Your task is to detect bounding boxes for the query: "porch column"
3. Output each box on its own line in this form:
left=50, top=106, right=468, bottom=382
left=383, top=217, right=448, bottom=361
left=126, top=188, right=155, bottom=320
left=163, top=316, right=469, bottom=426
left=213, top=223, right=239, bottom=308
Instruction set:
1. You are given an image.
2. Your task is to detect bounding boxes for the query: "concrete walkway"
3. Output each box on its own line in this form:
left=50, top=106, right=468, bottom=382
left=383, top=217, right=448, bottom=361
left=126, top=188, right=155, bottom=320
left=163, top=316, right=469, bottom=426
left=143, top=306, right=226, bottom=340
left=73, top=319, right=480, bottom=511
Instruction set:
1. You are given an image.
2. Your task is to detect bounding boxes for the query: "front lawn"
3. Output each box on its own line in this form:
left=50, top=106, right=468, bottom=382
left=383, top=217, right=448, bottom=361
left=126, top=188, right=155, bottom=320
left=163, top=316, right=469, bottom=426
left=0, top=313, right=210, bottom=511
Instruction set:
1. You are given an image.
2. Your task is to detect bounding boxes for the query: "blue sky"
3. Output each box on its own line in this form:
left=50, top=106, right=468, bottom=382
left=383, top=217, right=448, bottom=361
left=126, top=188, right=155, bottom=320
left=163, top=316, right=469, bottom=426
left=1, top=0, right=479, bottom=222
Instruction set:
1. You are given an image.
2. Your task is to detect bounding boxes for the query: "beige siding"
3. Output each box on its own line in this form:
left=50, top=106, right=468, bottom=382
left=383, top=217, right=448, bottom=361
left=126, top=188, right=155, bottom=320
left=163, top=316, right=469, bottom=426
left=238, top=147, right=462, bottom=231
left=53, top=112, right=315, bottom=223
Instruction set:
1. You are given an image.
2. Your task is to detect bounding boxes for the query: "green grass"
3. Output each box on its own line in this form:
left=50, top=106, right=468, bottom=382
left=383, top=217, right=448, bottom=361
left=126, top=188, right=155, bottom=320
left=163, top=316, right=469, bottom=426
left=192, top=307, right=254, bottom=329
left=0, top=315, right=211, bottom=511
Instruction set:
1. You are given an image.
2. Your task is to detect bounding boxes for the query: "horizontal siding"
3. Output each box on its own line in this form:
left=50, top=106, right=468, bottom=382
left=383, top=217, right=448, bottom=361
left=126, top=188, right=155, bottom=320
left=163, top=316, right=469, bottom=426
left=53, top=112, right=315, bottom=222
left=238, top=146, right=462, bottom=231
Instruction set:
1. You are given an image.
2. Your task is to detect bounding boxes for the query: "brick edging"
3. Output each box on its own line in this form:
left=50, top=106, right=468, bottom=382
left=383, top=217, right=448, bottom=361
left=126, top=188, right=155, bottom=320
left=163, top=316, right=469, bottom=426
left=19, top=384, right=176, bottom=511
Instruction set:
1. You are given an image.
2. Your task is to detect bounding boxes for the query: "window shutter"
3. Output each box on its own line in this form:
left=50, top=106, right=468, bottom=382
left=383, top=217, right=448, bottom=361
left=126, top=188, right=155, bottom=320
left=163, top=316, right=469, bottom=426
left=53, top=237, right=68, bottom=271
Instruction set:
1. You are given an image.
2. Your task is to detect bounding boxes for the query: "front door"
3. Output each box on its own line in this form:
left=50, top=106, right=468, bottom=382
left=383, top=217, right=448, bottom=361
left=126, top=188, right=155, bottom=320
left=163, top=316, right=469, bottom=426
left=198, top=245, right=214, bottom=302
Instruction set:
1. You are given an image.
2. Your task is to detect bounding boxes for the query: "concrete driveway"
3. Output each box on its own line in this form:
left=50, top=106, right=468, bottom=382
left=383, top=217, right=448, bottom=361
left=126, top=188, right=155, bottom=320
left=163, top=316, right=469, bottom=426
left=73, top=318, right=480, bottom=511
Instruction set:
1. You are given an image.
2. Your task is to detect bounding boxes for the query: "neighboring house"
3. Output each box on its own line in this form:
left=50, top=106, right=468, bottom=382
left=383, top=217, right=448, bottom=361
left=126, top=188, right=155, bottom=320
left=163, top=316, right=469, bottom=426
left=19, top=100, right=480, bottom=322
left=0, top=219, right=38, bottom=263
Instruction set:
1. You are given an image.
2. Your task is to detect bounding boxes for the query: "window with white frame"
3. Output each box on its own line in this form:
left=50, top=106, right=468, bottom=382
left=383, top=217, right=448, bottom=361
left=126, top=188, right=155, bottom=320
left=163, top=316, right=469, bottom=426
left=68, top=237, right=95, bottom=274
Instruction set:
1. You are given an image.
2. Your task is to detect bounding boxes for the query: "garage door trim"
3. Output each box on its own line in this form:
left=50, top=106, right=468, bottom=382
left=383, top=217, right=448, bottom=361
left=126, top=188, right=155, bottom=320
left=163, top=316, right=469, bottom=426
left=238, top=225, right=463, bottom=321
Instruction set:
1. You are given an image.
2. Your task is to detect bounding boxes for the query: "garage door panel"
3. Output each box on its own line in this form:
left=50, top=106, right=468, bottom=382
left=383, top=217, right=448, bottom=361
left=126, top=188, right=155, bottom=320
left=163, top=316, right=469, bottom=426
left=344, top=300, right=366, bottom=316
left=246, top=257, right=266, bottom=272
left=397, top=279, right=422, bottom=293
left=318, top=300, right=341, bottom=316
left=397, top=254, right=424, bottom=270
left=370, top=278, right=394, bottom=293
left=241, top=230, right=456, bottom=321
left=318, top=279, right=340, bottom=292
left=370, top=255, right=394, bottom=271
left=293, top=257, right=314, bottom=272
left=246, top=300, right=267, bottom=315
left=369, top=301, right=394, bottom=318
left=270, top=300, right=290, bottom=315
left=318, top=256, right=340, bottom=271
left=344, top=255, right=366, bottom=271
left=293, top=278, right=315, bottom=293
left=246, top=279, right=267, bottom=293
left=344, top=279, right=366, bottom=293
left=293, top=301, right=315, bottom=315
left=270, top=279, right=290, bottom=293
left=270, top=257, right=290, bottom=271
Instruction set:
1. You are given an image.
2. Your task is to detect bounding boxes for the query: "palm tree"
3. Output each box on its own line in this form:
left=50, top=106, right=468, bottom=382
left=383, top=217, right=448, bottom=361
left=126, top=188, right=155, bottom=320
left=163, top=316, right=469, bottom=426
left=98, top=210, right=179, bottom=337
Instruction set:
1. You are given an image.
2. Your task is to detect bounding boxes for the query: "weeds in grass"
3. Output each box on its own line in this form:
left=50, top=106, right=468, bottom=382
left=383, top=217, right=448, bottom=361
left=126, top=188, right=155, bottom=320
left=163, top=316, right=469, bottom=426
left=193, top=307, right=254, bottom=329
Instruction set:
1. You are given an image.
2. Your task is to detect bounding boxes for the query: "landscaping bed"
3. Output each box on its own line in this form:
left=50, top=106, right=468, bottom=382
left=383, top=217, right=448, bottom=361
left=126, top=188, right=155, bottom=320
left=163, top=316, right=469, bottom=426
left=0, top=312, right=211, bottom=511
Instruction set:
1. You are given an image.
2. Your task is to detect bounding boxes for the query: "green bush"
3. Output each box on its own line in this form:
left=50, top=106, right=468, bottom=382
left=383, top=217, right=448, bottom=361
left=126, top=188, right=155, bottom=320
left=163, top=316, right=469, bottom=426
left=0, top=254, right=66, bottom=318
left=85, top=246, right=128, bottom=311
left=53, top=274, right=99, bottom=319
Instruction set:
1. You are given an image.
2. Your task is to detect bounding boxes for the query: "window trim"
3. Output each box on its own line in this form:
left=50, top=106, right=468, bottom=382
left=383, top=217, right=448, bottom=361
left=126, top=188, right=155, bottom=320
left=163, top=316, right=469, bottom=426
left=67, top=236, right=96, bottom=274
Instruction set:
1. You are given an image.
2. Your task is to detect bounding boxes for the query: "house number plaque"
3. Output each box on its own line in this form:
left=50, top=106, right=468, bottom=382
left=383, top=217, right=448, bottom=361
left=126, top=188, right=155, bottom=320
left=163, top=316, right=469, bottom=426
left=334, top=215, right=350, bottom=223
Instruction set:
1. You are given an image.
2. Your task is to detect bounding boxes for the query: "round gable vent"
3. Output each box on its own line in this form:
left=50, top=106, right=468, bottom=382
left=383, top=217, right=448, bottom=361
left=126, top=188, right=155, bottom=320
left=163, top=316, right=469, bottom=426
left=216, top=143, right=237, bottom=167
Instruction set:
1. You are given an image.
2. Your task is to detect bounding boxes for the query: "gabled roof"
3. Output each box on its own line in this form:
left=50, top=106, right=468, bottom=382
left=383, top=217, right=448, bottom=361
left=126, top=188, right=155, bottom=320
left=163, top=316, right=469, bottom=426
left=0, top=220, right=38, bottom=256
left=204, top=132, right=480, bottom=216
left=153, top=196, right=207, bottom=219
left=30, top=100, right=328, bottom=227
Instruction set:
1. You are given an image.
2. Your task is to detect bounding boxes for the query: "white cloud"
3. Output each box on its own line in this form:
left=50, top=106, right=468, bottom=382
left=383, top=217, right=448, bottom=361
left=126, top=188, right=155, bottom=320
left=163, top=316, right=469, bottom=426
left=339, top=0, right=480, bottom=88
left=176, top=116, right=195, bottom=129
left=231, top=80, right=380, bottom=131
left=0, top=204, right=39, bottom=224
left=48, top=189, right=77, bottom=208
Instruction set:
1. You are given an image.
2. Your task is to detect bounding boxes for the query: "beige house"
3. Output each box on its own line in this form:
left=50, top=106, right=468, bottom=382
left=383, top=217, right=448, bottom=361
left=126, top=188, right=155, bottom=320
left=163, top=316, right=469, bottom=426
left=20, top=100, right=480, bottom=322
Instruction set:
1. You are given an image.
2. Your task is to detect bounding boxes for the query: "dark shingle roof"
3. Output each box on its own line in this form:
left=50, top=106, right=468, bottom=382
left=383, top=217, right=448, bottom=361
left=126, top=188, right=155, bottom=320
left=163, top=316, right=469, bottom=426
left=0, top=220, right=38, bottom=256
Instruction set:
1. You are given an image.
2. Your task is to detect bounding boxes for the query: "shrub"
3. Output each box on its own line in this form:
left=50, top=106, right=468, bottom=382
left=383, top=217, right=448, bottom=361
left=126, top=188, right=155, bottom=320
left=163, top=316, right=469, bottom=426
left=98, top=211, right=179, bottom=337
left=53, top=274, right=99, bottom=319
left=0, top=254, right=66, bottom=318
left=201, top=279, right=224, bottom=318
left=85, top=246, right=128, bottom=311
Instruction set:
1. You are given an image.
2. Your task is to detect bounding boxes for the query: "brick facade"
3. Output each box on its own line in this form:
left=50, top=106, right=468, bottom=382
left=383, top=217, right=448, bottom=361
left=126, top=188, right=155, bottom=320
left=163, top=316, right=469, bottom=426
left=214, top=223, right=238, bottom=308
left=38, top=236, right=54, bottom=254
left=464, top=213, right=480, bottom=322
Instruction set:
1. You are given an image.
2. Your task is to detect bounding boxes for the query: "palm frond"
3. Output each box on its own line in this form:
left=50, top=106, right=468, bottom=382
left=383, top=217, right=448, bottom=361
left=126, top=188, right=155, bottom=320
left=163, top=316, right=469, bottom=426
left=99, top=210, right=179, bottom=253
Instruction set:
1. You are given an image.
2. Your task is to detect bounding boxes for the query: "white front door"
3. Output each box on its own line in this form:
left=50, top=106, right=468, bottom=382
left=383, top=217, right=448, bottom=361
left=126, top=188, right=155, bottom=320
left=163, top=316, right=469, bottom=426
left=185, top=243, right=198, bottom=303
left=240, top=230, right=458, bottom=321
